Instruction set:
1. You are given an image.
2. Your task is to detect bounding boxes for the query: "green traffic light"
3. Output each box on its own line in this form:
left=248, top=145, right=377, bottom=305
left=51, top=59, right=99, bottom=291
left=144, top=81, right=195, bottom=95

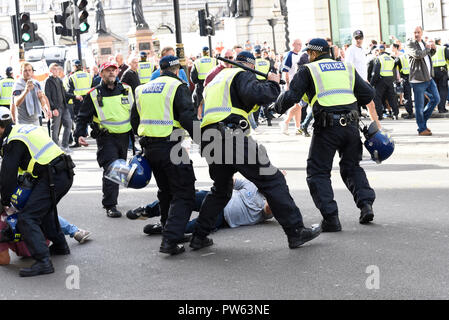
left=22, top=33, right=31, bottom=42
left=79, top=22, right=89, bottom=33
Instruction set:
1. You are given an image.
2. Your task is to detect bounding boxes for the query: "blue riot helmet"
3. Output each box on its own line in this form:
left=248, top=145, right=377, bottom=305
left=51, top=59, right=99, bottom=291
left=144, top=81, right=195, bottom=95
left=363, top=122, right=395, bottom=164
left=105, top=154, right=152, bottom=189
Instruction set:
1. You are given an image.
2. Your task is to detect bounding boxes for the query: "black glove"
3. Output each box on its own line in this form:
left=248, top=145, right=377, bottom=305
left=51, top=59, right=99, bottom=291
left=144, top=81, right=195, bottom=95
left=273, top=91, right=290, bottom=115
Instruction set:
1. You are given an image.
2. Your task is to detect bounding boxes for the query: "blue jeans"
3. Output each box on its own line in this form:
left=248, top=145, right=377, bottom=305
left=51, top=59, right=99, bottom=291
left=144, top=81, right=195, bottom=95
left=146, top=190, right=226, bottom=234
left=58, top=216, right=79, bottom=237
left=411, top=80, right=440, bottom=133
left=301, top=106, right=313, bottom=129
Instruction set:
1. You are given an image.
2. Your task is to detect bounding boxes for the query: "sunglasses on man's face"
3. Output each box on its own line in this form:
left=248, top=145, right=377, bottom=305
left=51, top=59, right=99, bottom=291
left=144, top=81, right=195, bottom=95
left=224, top=56, right=234, bottom=59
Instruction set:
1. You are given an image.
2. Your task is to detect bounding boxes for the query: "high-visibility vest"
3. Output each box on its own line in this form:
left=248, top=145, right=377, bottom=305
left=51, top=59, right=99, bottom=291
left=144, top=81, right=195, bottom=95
left=432, top=45, right=446, bottom=67
left=194, top=57, right=217, bottom=80
left=6, top=125, right=63, bottom=176
left=305, top=58, right=357, bottom=107
left=90, top=84, right=133, bottom=134
left=0, top=78, right=14, bottom=106
left=378, top=54, right=395, bottom=77
left=399, top=55, right=410, bottom=75
left=135, top=76, right=183, bottom=137
left=138, top=61, right=154, bottom=84
left=255, top=58, right=270, bottom=80
left=201, top=68, right=249, bottom=128
left=69, top=71, right=92, bottom=96
left=63, top=77, right=73, bottom=104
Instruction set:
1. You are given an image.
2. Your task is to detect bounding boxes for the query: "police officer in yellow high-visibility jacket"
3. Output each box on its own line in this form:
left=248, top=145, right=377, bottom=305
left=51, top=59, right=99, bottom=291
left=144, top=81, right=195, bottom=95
left=370, top=44, right=399, bottom=120
left=191, top=47, right=217, bottom=111
left=68, top=60, right=92, bottom=146
left=0, top=67, right=15, bottom=108
left=191, top=51, right=321, bottom=251
left=394, top=54, right=414, bottom=118
left=275, top=38, right=377, bottom=232
left=431, top=39, right=449, bottom=113
left=137, top=51, right=156, bottom=85
left=74, top=62, right=134, bottom=218
left=131, top=55, right=197, bottom=255
left=0, top=107, right=75, bottom=277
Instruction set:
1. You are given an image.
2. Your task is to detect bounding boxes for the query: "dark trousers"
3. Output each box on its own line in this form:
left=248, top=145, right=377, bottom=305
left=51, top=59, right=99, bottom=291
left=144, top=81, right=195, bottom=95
left=402, top=77, right=413, bottom=115
left=433, top=67, right=448, bottom=112
left=307, top=123, right=376, bottom=218
left=144, top=141, right=196, bottom=242
left=374, top=78, right=398, bottom=118
left=17, top=170, right=73, bottom=261
left=194, top=127, right=304, bottom=238
left=192, top=82, right=205, bottom=113
left=97, top=133, right=129, bottom=208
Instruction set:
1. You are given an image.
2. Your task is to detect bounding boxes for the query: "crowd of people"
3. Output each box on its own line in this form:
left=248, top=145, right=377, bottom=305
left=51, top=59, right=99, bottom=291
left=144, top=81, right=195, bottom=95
left=0, top=25, right=435, bottom=276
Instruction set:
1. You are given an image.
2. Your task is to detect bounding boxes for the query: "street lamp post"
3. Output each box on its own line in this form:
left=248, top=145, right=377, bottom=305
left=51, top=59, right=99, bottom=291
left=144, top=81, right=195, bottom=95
left=267, top=18, right=277, bottom=55
left=48, top=4, right=56, bottom=46
left=173, top=0, right=187, bottom=75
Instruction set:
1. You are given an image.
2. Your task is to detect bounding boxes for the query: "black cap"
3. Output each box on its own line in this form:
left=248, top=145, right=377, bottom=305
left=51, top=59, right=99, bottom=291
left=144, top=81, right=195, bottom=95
left=306, top=38, right=330, bottom=52
left=236, top=51, right=256, bottom=65
left=5, top=67, right=13, bottom=76
left=353, top=30, right=364, bottom=39
left=159, top=55, right=180, bottom=70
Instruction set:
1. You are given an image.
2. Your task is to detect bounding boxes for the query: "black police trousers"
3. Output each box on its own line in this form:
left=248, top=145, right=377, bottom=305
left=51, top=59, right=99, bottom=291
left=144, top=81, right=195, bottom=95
left=374, top=77, right=398, bottom=118
left=17, top=169, right=73, bottom=261
left=402, top=76, right=413, bottom=115
left=433, top=67, right=448, bottom=112
left=194, top=126, right=305, bottom=238
left=96, top=132, right=129, bottom=209
left=307, top=122, right=376, bottom=218
left=143, top=141, right=196, bottom=242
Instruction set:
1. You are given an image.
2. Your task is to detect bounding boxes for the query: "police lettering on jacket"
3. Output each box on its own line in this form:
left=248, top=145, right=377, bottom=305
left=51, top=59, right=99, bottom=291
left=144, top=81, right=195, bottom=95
left=319, top=62, right=346, bottom=72
left=142, top=83, right=166, bottom=94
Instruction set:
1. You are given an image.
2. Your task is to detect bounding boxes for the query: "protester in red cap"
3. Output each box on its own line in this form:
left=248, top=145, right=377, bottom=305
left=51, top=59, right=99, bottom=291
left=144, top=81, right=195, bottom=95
left=74, top=61, right=135, bottom=218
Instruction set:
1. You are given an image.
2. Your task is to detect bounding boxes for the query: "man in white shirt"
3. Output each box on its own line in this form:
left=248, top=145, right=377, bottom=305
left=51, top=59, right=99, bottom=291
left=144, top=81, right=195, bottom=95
left=345, top=30, right=368, bottom=81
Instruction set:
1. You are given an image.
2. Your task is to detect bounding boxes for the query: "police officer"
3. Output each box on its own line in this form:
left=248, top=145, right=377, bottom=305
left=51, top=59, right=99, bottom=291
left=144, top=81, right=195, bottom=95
left=370, top=44, right=399, bottom=120
left=275, top=38, right=377, bottom=232
left=394, top=53, right=414, bottom=118
left=131, top=56, right=197, bottom=255
left=191, top=47, right=217, bottom=112
left=190, top=51, right=321, bottom=251
left=75, top=62, right=134, bottom=218
left=68, top=60, right=91, bottom=147
left=137, top=51, right=156, bottom=85
left=0, top=107, right=75, bottom=277
left=0, top=67, right=14, bottom=108
left=431, top=38, right=449, bottom=114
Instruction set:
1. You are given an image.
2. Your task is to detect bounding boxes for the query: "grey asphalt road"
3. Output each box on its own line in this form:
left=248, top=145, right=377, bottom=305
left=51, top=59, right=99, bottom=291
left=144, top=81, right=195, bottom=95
left=2, top=117, right=449, bottom=300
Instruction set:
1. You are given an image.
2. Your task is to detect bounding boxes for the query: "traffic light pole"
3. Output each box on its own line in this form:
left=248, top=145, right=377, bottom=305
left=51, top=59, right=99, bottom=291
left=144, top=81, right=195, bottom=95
left=73, top=0, right=83, bottom=64
left=205, top=1, right=212, bottom=54
left=15, top=0, right=24, bottom=60
left=173, top=0, right=187, bottom=76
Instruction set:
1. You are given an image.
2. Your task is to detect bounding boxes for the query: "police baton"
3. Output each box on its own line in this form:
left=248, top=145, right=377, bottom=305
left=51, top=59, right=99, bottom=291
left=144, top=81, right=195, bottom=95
left=217, top=57, right=286, bottom=85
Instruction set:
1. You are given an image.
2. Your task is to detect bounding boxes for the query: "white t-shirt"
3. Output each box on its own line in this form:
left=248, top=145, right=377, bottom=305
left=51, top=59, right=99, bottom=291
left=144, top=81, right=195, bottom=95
left=282, top=51, right=300, bottom=82
left=345, top=45, right=368, bottom=81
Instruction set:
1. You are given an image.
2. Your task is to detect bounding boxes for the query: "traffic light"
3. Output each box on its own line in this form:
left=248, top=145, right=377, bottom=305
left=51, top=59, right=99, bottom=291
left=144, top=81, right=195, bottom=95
left=19, top=12, right=37, bottom=43
left=198, top=9, right=215, bottom=37
left=77, top=0, right=90, bottom=34
left=54, top=1, right=73, bottom=37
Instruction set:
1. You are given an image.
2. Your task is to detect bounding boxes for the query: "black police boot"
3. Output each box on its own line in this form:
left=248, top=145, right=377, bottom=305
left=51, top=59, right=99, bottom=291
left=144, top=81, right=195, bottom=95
left=287, top=225, right=321, bottom=249
left=321, top=215, right=342, bottom=233
left=179, top=234, right=192, bottom=244
left=190, top=234, right=214, bottom=251
left=143, top=223, right=163, bottom=235
left=126, top=207, right=146, bottom=220
left=19, top=258, right=54, bottom=277
left=159, top=238, right=185, bottom=255
left=106, top=206, right=122, bottom=218
left=360, top=204, right=374, bottom=224
left=49, top=243, right=71, bottom=256
left=267, top=118, right=272, bottom=127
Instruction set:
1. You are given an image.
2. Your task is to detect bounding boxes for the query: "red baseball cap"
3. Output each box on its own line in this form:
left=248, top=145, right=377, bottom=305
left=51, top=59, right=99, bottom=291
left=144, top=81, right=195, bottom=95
left=100, top=62, right=118, bottom=72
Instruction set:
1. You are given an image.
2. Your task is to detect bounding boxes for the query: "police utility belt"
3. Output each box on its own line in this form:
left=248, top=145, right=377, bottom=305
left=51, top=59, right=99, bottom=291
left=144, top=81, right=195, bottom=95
left=315, top=110, right=359, bottom=128
left=46, top=154, right=76, bottom=178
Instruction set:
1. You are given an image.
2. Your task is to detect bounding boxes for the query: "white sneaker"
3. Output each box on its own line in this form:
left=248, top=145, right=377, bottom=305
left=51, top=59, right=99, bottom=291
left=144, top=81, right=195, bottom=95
left=279, top=122, right=289, bottom=135
left=74, top=229, right=91, bottom=244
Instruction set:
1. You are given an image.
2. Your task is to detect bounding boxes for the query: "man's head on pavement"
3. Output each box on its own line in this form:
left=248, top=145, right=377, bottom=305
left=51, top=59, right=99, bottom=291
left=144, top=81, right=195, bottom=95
left=220, top=49, right=234, bottom=68
left=20, top=62, right=34, bottom=81
left=291, top=39, right=302, bottom=53
left=100, top=62, right=118, bottom=85
left=236, top=51, right=256, bottom=69
left=159, top=55, right=181, bottom=76
left=414, top=26, right=423, bottom=42
left=306, top=38, right=330, bottom=62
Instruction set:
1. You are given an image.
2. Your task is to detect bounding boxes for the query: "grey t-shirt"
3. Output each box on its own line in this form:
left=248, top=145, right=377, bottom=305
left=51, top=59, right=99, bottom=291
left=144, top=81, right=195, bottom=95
left=12, top=79, right=42, bottom=125
left=223, top=179, right=267, bottom=228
